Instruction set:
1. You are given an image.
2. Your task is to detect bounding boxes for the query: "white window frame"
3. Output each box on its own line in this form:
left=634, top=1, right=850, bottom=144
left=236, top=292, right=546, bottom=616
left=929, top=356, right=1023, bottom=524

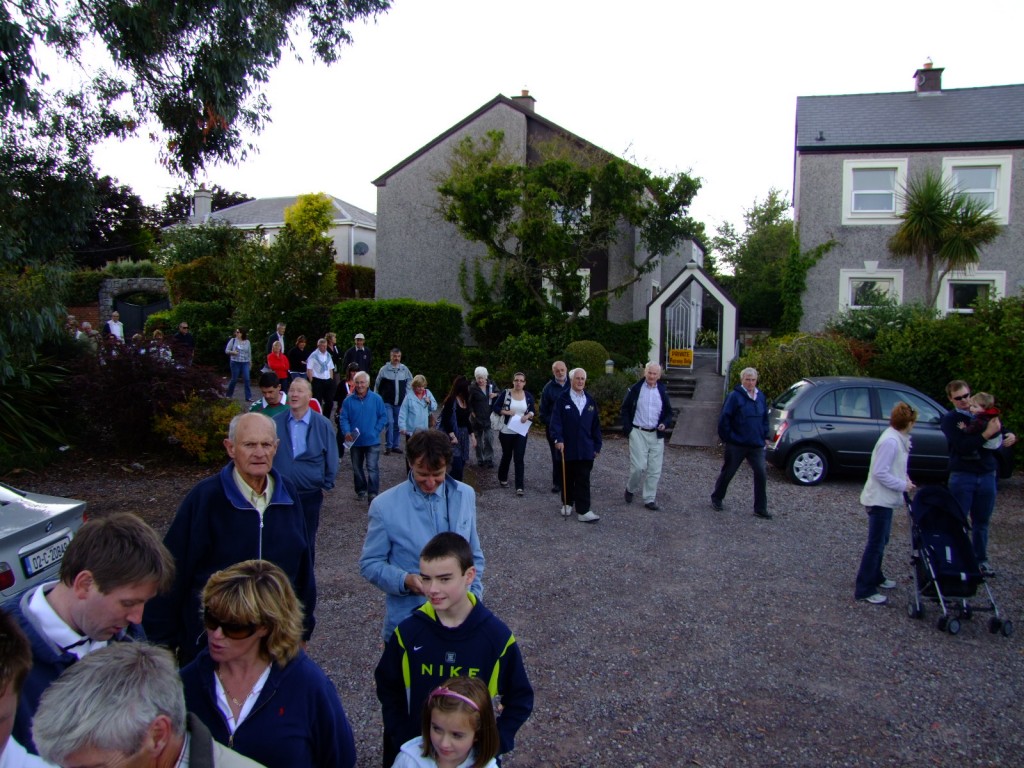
left=937, top=269, right=1005, bottom=315
left=842, top=159, right=908, bottom=225
left=839, top=266, right=904, bottom=311
left=942, top=155, right=1012, bottom=225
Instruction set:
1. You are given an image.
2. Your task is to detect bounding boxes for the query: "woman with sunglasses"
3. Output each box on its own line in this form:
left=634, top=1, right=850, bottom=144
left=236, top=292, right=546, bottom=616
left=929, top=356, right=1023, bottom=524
left=181, top=560, right=357, bottom=768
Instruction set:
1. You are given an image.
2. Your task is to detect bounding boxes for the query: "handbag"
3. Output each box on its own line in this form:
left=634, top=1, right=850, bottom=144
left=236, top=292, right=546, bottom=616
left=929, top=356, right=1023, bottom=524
left=490, top=389, right=509, bottom=431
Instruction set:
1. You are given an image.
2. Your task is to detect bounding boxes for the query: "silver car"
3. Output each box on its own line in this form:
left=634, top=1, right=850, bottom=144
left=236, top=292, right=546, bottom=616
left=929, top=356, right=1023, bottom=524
left=0, top=482, right=87, bottom=602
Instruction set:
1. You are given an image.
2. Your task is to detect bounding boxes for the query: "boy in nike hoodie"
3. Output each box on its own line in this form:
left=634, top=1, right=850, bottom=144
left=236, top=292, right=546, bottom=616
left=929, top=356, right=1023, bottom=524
left=374, top=532, right=533, bottom=768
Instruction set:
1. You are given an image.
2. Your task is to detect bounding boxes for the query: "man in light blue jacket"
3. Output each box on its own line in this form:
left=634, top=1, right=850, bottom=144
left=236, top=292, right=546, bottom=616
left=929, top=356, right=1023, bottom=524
left=359, top=430, right=485, bottom=640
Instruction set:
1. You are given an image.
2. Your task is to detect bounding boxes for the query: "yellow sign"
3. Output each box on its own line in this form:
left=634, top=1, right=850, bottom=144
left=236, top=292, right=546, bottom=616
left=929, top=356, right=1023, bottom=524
left=668, top=348, right=693, bottom=367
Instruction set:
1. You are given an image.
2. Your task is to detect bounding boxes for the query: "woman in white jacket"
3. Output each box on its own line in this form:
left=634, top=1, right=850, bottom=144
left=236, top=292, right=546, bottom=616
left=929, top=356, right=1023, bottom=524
left=854, top=401, right=918, bottom=605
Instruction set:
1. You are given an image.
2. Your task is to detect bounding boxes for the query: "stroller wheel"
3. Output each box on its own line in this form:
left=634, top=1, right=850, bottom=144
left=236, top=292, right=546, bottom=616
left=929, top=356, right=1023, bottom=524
left=1001, top=620, right=1014, bottom=638
left=989, top=617, right=1002, bottom=634
left=947, top=618, right=961, bottom=635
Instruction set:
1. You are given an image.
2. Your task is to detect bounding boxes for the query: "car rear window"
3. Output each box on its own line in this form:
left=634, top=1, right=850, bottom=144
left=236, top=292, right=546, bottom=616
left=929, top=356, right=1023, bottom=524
left=772, top=380, right=809, bottom=409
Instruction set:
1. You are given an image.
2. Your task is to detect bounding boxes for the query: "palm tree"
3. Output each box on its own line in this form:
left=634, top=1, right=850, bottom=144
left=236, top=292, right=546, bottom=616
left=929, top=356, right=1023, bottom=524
left=888, top=169, right=1001, bottom=308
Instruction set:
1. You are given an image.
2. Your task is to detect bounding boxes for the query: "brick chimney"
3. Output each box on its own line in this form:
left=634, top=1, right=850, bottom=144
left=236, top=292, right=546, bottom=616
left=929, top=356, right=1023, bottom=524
left=914, top=60, right=943, bottom=95
left=511, top=88, right=536, bottom=113
left=191, top=185, right=213, bottom=224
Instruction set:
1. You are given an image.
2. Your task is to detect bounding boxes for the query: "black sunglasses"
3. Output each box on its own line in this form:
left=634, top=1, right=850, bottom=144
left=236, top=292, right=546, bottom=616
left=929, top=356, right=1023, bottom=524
left=203, top=608, right=259, bottom=639
left=952, top=393, right=972, bottom=401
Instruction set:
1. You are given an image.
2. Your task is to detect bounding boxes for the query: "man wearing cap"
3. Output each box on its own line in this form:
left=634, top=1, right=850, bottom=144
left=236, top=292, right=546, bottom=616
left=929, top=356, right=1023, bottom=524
left=343, top=333, right=372, bottom=374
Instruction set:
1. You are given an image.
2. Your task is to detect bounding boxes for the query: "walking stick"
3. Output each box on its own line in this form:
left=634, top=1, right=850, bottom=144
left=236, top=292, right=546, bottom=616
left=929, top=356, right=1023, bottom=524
left=560, top=444, right=569, bottom=520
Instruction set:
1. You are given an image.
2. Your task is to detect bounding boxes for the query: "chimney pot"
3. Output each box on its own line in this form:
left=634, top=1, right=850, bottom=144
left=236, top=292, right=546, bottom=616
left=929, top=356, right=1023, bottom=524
left=511, top=88, right=536, bottom=113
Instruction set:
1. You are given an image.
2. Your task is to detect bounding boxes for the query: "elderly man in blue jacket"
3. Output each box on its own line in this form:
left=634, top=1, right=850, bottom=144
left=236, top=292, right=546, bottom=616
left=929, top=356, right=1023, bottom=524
left=340, top=371, right=390, bottom=502
left=550, top=367, right=603, bottom=523
left=711, top=367, right=773, bottom=519
left=143, top=412, right=316, bottom=664
left=359, top=429, right=485, bottom=640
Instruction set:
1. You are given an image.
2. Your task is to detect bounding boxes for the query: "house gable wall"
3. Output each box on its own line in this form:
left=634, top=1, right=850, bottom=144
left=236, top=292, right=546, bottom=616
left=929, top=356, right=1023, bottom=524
left=375, top=102, right=528, bottom=308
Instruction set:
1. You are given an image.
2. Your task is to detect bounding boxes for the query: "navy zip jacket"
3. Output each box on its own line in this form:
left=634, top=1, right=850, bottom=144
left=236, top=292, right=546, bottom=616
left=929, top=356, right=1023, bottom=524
left=548, top=389, right=602, bottom=460
left=182, top=648, right=356, bottom=768
left=375, top=595, right=533, bottom=756
left=142, top=463, right=316, bottom=664
left=5, top=585, right=145, bottom=753
left=620, top=380, right=674, bottom=438
left=718, top=384, right=770, bottom=447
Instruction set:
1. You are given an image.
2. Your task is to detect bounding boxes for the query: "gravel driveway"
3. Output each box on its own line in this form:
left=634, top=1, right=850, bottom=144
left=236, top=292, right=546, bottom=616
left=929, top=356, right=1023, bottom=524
left=17, top=433, right=1024, bottom=767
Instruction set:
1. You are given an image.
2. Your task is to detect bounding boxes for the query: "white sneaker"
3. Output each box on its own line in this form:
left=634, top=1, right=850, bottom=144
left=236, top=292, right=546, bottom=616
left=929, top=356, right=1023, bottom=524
left=879, top=578, right=897, bottom=590
left=559, top=504, right=573, bottom=517
left=577, top=510, right=600, bottom=523
left=861, top=593, right=887, bottom=605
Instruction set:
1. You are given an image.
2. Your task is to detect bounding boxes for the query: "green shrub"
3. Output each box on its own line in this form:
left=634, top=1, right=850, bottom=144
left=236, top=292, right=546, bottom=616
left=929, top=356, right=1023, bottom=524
left=63, top=340, right=226, bottom=453
left=154, top=395, right=243, bottom=463
left=868, top=315, right=970, bottom=405
left=826, top=299, right=938, bottom=343
left=586, top=370, right=633, bottom=428
left=283, top=305, right=335, bottom=352
left=695, top=327, right=718, bottom=348
left=142, top=301, right=233, bottom=369
left=0, top=362, right=70, bottom=472
left=966, top=296, right=1024, bottom=430
left=494, top=332, right=550, bottom=393
left=103, top=259, right=163, bottom=278
left=335, top=264, right=375, bottom=298
left=65, top=270, right=105, bottom=306
left=564, top=340, right=610, bottom=378
left=165, top=256, right=229, bottom=304
left=331, top=299, right=463, bottom=393
left=732, top=333, right=859, bottom=400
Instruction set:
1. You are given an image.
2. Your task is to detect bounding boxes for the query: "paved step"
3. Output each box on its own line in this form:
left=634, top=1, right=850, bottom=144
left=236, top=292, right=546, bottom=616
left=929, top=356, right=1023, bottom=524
left=669, top=401, right=721, bottom=448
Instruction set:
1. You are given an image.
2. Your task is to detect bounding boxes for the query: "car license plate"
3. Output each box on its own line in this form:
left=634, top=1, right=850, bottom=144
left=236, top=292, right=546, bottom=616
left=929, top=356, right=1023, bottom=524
left=22, top=536, right=71, bottom=577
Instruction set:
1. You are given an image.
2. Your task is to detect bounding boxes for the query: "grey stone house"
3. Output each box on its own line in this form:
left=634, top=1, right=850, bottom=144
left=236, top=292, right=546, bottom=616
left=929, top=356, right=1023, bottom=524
left=794, top=64, right=1024, bottom=331
left=372, top=91, right=702, bottom=327
left=191, top=189, right=378, bottom=268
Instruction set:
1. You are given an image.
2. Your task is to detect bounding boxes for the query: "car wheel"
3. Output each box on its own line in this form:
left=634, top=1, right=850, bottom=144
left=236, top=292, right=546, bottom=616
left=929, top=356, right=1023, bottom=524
left=786, top=446, right=828, bottom=486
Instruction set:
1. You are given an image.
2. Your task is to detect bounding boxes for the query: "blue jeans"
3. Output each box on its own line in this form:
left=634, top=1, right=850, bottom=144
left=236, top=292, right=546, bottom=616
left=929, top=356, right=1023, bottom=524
left=712, top=443, right=768, bottom=515
left=350, top=444, right=381, bottom=497
left=854, top=505, right=892, bottom=598
left=948, top=470, right=997, bottom=564
left=386, top=403, right=402, bottom=450
left=226, top=360, right=251, bottom=400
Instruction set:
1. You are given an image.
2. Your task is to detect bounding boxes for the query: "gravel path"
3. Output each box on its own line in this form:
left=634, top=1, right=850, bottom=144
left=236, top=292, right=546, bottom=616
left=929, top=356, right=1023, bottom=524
left=17, top=433, right=1024, bottom=767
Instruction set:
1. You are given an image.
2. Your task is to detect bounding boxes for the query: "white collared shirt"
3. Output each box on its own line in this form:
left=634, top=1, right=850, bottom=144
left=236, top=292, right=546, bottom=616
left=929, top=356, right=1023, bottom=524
left=569, top=389, right=588, bottom=414
left=25, top=584, right=107, bottom=659
left=634, top=383, right=662, bottom=429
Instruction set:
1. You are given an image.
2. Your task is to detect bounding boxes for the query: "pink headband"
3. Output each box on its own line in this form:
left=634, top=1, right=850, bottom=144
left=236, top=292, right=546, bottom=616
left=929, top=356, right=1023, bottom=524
left=429, top=686, right=479, bottom=711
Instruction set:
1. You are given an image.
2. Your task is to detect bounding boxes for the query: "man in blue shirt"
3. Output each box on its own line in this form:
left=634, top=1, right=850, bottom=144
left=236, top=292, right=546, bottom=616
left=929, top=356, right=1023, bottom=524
left=273, top=378, right=338, bottom=561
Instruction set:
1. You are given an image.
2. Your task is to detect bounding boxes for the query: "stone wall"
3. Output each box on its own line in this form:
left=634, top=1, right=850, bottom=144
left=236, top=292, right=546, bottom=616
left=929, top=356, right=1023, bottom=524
left=98, top=278, right=168, bottom=324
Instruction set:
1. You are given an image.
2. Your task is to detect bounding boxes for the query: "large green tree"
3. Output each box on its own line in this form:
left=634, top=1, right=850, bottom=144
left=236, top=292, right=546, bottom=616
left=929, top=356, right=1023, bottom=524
left=437, top=130, right=703, bottom=322
left=72, top=176, right=161, bottom=268
left=0, top=0, right=389, bottom=382
left=712, top=189, right=794, bottom=329
left=888, top=169, right=1001, bottom=308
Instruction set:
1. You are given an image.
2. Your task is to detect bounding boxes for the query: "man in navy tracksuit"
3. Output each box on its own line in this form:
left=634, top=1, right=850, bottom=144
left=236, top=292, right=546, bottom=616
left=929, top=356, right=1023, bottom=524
left=711, top=366, right=772, bottom=519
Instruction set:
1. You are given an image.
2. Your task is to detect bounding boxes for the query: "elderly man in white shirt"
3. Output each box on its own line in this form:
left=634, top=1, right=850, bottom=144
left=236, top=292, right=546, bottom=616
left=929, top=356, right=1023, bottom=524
left=620, top=363, right=674, bottom=511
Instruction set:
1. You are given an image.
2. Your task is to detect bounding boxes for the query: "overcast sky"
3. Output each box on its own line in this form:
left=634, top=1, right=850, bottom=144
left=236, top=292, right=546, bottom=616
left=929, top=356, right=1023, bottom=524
left=90, top=0, right=1023, bottom=234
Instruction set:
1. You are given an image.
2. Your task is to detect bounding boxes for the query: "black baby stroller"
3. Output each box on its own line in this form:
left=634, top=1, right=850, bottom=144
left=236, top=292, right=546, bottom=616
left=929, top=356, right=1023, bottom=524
left=906, top=485, right=1012, bottom=637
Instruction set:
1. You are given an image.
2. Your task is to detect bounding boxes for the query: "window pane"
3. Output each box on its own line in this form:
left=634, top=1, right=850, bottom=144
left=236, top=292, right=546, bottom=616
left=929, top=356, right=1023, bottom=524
left=950, top=282, right=989, bottom=310
left=813, top=391, right=837, bottom=417
left=851, top=279, right=893, bottom=306
left=953, top=166, right=997, bottom=190
left=962, top=190, right=996, bottom=209
left=834, top=387, right=872, bottom=419
left=852, top=169, right=895, bottom=190
left=879, top=389, right=944, bottom=425
left=852, top=192, right=895, bottom=212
